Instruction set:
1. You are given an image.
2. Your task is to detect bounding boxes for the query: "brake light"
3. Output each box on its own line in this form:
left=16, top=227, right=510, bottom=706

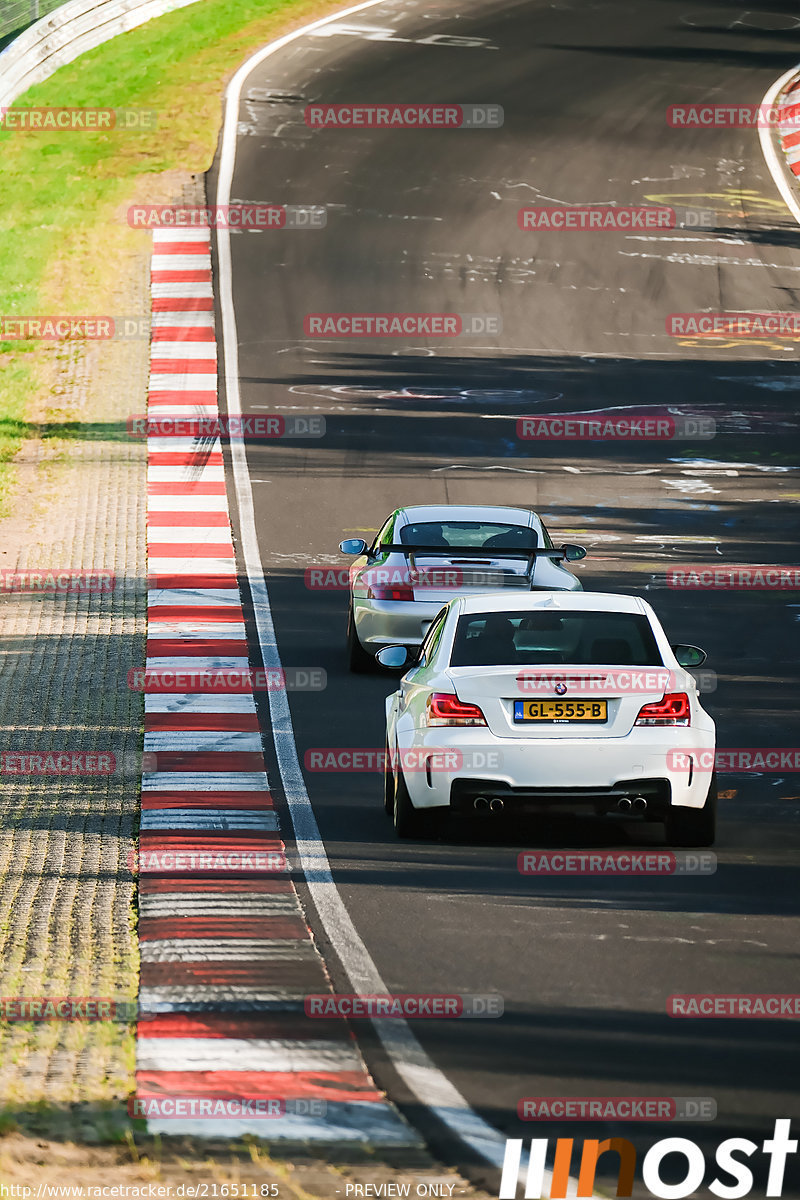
left=367, top=584, right=415, bottom=601
left=426, top=692, right=487, bottom=727
left=635, top=693, right=691, bottom=727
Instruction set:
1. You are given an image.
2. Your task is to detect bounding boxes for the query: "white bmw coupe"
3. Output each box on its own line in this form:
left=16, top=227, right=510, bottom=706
left=380, top=591, right=716, bottom=846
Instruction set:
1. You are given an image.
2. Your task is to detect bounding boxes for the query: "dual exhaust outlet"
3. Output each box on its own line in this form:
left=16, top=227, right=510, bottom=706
left=472, top=795, right=648, bottom=814
left=618, top=796, right=648, bottom=813
left=473, top=796, right=504, bottom=813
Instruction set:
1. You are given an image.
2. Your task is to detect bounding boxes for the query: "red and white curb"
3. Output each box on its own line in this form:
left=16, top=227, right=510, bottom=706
left=137, top=226, right=420, bottom=1144
left=777, top=76, right=800, bottom=177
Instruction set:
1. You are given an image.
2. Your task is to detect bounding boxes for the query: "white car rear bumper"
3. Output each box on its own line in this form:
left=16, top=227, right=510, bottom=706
left=391, top=724, right=715, bottom=812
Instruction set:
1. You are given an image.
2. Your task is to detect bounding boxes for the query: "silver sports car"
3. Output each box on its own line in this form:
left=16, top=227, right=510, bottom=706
left=338, top=504, right=586, bottom=672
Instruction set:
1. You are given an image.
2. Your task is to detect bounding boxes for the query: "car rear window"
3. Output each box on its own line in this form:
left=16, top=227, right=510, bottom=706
left=398, top=522, right=537, bottom=550
left=450, top=611, right=663, bottom=668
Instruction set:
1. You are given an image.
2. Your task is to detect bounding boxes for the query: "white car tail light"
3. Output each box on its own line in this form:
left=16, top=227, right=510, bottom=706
left=425, top=692, right=487, bottom=727
left=635, top=693, right=691, bottom=727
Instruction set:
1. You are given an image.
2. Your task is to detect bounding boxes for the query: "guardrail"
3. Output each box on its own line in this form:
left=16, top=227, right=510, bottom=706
left=0, top=0, right=202, bottom=110
left=1, top=1, right=65, bottom=45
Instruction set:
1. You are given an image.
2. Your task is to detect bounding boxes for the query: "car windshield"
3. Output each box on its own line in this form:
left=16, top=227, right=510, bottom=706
left=450, top=611, right=663, bottom=668
left=398, top=522, right=537, bottom=551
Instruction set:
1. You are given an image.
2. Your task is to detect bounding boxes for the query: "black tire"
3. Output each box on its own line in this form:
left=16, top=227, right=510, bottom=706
left=383, top=744, right=394, bottom=815
left=390, top=754, right=446, bottom=839
left=346, top=603, right=374, bottom=673
left=392, top=759, right=426, bottom=838
left=665, top=772, right=717, bottom=847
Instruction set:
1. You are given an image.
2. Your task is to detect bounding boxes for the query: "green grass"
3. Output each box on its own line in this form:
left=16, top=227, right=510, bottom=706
left=0, top=0, right=344, bottom=511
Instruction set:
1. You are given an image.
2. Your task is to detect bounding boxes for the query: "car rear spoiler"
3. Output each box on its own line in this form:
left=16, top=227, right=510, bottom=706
left=379, top=543, right=586, bottom=581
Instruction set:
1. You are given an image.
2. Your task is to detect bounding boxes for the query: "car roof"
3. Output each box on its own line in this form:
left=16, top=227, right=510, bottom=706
left=454, top=591, right=649, bottom=616
left=396, top=504, right=538, bottom=527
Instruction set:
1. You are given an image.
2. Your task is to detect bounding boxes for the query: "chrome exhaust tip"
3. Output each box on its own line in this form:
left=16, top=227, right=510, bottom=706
left=489, top=798, right=505, bottom=813
left=473, top=796, right=489, bottom=811
left=632, top=796, right=648, bottom=812
left=617, top=797, right=632, bottom=813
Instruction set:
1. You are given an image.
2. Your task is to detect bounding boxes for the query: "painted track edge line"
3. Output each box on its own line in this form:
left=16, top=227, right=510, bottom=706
left=214, top=2, right=602, bottom=1192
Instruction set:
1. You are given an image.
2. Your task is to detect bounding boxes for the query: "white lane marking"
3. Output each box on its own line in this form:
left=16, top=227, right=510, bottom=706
left=665, top=458, right=796, bottom=472
left=144, top=731, right=263, bottom=752
left=147, top=405, right=220, bottom=417
left=620, top=250, right=800, bottom=270
left=144, top=1105, right=424, bottom=1144
left=150, top=342, right=217, bottom=359
left=307, top=22, right=496, bottom=49
left=145, top=557, right=236, bottom=573
left=138, top=1038, right=361, bottom=1073
left=215, top=4, right=598, bottom=1189
left=147, top=528, right=234, bottom=545
left=147, top=498, right=231, bottom=514
left=147, top=622, right=247, bottom=637
left=147, top=466, right=227, bottom=482
left=139, top=985, right=307, bottom=1007
left=152, top=254, right=213, bottom=271
left=141, top=772, right=269, bottom=791
left=624, top=235, right=747, bottom=245
left=145, top=525, right=232, bottom=544
left=144, top=695, right=257, bottom=713
left=151, top=310, right=216, bottom=327
left=151, top=282, right=214, bottom=299
left=144, top=655, right=249, bottom=671
left=147, top=586, right=241, bottom=604
left=147, top=435, right=222, bottom=452
left=140, top=895, right=297, bottom=915
left=139, top=810, right=278, bottom=830
left=153, top=228, right=211, bottom=243
left=759, top=64, right=800, bottom=226
left=149, top=373, right=218, bottom=390
left=140, top=939, right=313, bottom=961
left=661, top=479, right=720, bottom=495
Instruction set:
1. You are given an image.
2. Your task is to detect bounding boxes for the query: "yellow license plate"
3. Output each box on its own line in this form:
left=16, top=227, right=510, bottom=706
left=514, top=700, right=608, bottom=722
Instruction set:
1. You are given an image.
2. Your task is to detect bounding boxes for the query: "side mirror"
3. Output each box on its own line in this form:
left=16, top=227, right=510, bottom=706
left=375, top=645, right=410, bottom=671
left=672, top=644, right=707, bottom=668
left=339, top=538, right=368, bottom=555
left=561, top=544, right=587, bottom=562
